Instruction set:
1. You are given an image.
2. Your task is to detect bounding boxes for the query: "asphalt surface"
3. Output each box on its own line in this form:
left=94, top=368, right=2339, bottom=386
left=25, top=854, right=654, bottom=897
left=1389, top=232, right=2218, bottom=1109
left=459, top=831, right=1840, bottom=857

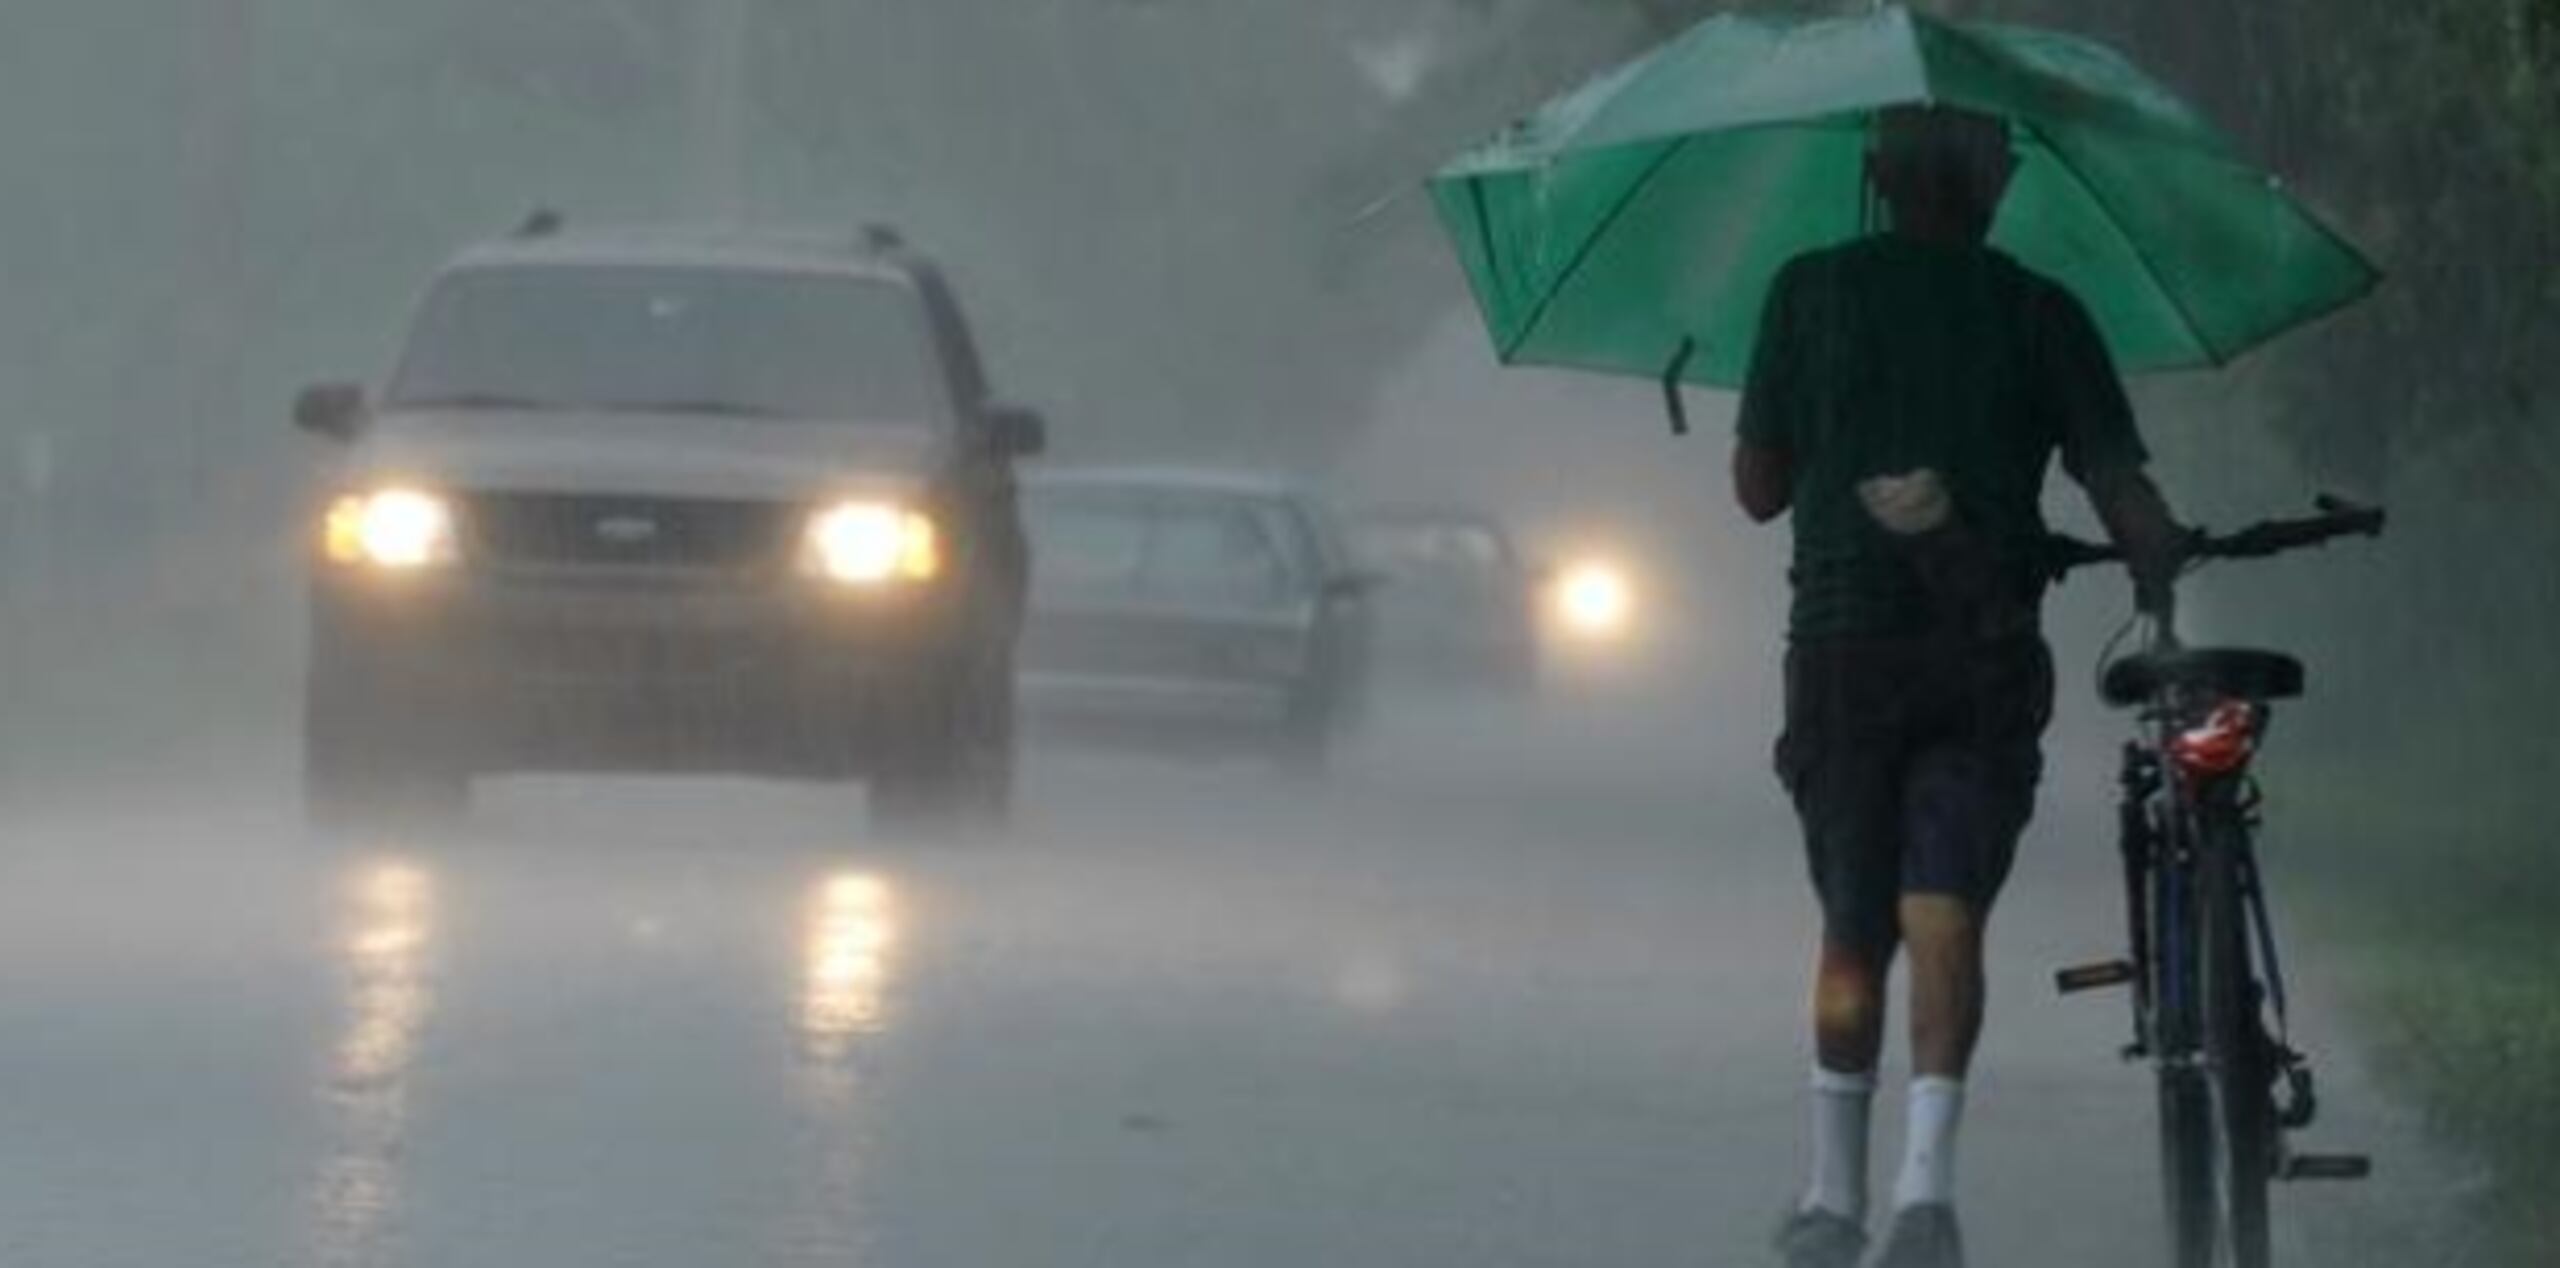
left=0, top=687, right=2460, bottom=1268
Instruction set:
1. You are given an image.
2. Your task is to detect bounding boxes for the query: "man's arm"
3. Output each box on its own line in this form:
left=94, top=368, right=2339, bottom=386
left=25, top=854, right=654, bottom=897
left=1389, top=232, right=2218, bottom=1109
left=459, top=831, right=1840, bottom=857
left=1733, top=260, right=1809, bottom=523
left=2035, top=281, right=2188, bottom=615
left=2080, top=464, right=2187, bottom=618
left=1733, top=441, right=1793, bottom=522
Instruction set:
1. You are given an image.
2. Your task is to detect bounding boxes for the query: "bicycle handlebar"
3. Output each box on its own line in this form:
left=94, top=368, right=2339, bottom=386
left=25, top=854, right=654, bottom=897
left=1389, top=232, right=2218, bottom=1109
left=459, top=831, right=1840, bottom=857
left=2044, top=496, right=2387, bottom=579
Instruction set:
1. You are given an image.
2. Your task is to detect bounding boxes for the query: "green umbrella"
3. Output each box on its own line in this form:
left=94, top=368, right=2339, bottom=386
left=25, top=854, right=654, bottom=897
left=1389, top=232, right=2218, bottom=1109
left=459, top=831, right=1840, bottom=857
left=1431, top=4, right=2379, bottom=413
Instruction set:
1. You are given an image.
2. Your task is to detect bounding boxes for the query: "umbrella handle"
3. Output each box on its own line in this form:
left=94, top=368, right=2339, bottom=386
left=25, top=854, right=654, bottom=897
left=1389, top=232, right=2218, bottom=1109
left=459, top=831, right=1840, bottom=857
left=1662, top=337, right=1698, bottom=436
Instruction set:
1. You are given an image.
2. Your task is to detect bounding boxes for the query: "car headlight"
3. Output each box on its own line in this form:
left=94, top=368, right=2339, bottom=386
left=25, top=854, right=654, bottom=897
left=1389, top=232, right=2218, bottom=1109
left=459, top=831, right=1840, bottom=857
left=323, top=487, right=459, bottom=570
left=801, top=501, right=941, bottom=585
left=1553, top=559, right=1634, bottom=639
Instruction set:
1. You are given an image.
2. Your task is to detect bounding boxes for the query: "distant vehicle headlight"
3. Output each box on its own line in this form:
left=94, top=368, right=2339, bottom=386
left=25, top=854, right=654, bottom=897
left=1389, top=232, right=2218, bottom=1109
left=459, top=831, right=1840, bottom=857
left=802, top=501, right=941, bottom=585
left=323, top=487, right=459, bottom=570
left=1553, top=559, right=1634, bottom=639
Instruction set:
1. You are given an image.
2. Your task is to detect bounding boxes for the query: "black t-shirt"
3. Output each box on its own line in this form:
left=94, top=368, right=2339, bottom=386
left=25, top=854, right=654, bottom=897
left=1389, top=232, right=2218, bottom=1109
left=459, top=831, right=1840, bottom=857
left=1738, top=235, right=2148, bottom=638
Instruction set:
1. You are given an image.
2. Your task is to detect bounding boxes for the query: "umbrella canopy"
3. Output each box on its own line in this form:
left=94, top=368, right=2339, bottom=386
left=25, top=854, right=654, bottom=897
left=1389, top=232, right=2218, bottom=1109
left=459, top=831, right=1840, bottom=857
left=1431, top=4, right=2379, bottom=389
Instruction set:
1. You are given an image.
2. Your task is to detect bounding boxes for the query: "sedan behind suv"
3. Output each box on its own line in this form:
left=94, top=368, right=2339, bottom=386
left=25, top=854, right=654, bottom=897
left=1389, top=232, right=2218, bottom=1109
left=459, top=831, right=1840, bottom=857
left=1017, top=469, right=1373, bottom=771
left=1349, top=506, right=1542, bottom=694
left=295, top=218, right=1042, bottom=831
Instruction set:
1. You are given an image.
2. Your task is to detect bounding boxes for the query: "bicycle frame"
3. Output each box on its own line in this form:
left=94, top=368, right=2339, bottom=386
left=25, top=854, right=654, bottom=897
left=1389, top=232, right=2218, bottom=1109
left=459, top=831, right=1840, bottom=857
left=2157, top=680, right=2287, bottom=1265
left=2117, top=682, right=2269, bottom=1069
left=2049, top=500, right=2382, bottom=1268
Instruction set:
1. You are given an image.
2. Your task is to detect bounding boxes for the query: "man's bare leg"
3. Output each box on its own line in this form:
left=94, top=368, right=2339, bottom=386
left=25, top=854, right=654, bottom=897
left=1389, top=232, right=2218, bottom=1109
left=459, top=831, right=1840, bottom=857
left=1815, top=936, right=1891, bottom=1073
left=1798, top=936, right=1891, bottom=1226
left=1901, top=895, right=1984, bottom=1077
left=1893, top=894, right=1985, bottom=1218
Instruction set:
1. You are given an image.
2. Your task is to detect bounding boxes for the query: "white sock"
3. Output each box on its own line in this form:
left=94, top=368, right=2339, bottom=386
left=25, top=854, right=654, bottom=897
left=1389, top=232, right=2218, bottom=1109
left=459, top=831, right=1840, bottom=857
left=1803, top=1065, right=1876, bottom=1220
left=1893, top=1075, right=1967, bottom=1210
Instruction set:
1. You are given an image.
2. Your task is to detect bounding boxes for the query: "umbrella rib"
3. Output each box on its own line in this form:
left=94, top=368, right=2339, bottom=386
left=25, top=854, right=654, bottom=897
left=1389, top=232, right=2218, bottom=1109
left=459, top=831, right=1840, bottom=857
left=2031, top=127, right=2225, bottom=367
left=1469, top=180, right=1503, bottom=315
left=1497, top=137, right=1694, bottom=364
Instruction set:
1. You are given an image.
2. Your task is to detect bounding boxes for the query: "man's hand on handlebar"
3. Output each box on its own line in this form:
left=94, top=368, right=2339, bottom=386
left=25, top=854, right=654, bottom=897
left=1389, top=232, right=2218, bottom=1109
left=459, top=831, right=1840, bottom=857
left=2083, top=468, right=2188, bottom=619
left=2043, top=496, right=2388, bottom=590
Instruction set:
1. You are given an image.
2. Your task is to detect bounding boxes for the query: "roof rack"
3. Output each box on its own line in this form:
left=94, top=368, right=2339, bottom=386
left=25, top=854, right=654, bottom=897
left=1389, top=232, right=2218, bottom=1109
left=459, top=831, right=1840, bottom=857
left=514, top=208, right=565, bottom=239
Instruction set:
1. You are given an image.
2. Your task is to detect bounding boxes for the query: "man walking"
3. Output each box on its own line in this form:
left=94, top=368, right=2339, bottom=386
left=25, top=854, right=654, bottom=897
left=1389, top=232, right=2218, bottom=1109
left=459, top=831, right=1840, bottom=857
left=1737, top=105, right=2186, bottom=1268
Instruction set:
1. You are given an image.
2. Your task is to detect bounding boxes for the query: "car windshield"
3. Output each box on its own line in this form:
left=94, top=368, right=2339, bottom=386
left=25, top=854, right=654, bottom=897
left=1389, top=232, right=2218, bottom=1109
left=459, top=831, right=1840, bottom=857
left=1025, top=492, right=1152, bottom=601
left=1354, top=520, right=1514, bottom=590
left=1027, top=488, right=1294, bottom=609
left=388, top=264, right=944, bottom=424
left=1145, top=499, right=1291, bottom=608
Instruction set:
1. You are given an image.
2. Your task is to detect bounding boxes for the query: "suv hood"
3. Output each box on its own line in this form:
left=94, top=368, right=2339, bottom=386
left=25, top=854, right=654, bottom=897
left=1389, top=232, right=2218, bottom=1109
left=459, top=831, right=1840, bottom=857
left=349, top=409, right=948, bottom=502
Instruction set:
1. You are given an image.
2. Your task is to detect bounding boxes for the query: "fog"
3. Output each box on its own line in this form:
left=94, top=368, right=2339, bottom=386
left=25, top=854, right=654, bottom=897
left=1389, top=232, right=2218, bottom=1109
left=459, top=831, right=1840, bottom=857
left=0, top=1, right=1660, bottom=782
left=0, top=2, right=2546, bottom=1266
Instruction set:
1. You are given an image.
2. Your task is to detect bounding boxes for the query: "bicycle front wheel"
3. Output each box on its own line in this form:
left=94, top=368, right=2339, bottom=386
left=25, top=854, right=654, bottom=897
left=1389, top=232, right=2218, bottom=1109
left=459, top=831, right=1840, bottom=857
left=2157, top=905, right=2219, bottom=1264
left=2159, top=1065, right=2219, bottom=1267
left=2155, top=814, right=2218, bottom=1268
left=2200, top=814, right=2276, bottom=1268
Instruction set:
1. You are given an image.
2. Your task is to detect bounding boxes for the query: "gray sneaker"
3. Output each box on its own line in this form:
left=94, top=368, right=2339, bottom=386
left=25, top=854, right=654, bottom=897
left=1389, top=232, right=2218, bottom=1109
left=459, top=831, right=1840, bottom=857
left=1772, top=1207, right=1866, bottom=1268
left=1872, top=1204, right=1965, bottom=1268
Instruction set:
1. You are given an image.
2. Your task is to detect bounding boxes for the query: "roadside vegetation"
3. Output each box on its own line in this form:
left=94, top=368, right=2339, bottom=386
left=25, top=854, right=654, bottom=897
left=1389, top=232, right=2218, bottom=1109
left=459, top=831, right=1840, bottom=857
left=2285, top=677, right=2560, bottom=1267
left=2333, top=872, right=2560, bottom=1265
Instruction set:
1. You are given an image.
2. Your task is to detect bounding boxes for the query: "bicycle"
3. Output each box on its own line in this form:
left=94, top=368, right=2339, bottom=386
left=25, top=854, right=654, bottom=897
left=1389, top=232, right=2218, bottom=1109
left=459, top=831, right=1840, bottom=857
left=2044, top=496, right=2385, bottom=1268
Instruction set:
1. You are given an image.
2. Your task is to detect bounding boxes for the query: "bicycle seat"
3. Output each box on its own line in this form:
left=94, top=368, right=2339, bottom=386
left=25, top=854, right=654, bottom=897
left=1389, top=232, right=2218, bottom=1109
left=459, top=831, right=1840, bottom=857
left=2100, top=647, right=2305, bottom=709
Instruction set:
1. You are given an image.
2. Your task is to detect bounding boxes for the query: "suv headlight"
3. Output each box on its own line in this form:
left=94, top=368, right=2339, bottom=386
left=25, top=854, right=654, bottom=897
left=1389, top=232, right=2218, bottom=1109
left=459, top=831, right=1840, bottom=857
left=323, top=487, right=459, bottom=570
left=800, top=501, right=940, bottom=585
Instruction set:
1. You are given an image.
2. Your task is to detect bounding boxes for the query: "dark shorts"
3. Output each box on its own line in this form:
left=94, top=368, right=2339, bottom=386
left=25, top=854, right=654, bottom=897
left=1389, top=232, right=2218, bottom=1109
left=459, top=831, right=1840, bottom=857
left=1776, top=634, right=2054, bottom=958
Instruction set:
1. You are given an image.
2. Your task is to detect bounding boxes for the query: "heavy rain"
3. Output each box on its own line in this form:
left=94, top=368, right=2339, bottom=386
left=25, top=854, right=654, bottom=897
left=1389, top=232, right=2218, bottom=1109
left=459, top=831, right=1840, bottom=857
left=0, top=3, right=2549, bottom=1267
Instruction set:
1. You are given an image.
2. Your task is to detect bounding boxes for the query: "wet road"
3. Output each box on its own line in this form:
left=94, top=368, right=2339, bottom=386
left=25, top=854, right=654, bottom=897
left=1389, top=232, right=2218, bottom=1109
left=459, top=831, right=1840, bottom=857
left=0, top=692, right=2451, bottom=1267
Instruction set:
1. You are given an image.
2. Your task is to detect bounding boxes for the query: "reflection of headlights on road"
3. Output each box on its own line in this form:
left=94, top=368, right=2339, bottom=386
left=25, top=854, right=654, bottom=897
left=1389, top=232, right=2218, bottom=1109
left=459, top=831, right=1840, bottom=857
left=336, top=857, right=438, bottom=1091
left=804, top=871, right=899, bottom=1053
left=1554, top=561, right=1635, bottom=639
left=350, top=861, right=435, bottom=958
left=813, top=872, right=898, bottom=988
left=801, top=502, right=941, bottom=585
left=324, top=488, right=459, bottom=570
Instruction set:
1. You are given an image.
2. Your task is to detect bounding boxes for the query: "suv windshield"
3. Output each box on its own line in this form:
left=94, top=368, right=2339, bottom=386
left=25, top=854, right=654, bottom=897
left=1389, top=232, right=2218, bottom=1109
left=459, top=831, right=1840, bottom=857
left=389, top=264, right=945, bottom=424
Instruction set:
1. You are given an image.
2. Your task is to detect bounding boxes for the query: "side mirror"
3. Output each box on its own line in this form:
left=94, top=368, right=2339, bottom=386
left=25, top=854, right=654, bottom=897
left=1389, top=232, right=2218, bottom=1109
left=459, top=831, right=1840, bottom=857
left=986, top=402, right=1048, bottom=458
left=294, top=382, right=368, bottom=441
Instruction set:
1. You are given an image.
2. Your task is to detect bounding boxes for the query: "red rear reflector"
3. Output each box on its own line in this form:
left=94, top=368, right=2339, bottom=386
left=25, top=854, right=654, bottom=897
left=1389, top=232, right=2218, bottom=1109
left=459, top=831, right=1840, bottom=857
left=2171, top=699, right=2261, bottom=777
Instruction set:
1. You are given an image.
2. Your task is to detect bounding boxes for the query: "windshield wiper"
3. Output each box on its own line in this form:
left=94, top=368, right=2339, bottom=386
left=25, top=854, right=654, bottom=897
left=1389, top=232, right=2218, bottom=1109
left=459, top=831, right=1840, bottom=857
left=599, top=399, right=790, bottom=420
left=395, top=392, right=570, bottom=412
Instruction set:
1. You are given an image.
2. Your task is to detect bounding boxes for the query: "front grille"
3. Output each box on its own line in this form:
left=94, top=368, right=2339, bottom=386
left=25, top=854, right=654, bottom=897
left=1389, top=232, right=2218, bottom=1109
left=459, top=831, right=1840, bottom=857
left=467, top=493, right=796, bottom=571
left=503, top=624, right=766, bottom=681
